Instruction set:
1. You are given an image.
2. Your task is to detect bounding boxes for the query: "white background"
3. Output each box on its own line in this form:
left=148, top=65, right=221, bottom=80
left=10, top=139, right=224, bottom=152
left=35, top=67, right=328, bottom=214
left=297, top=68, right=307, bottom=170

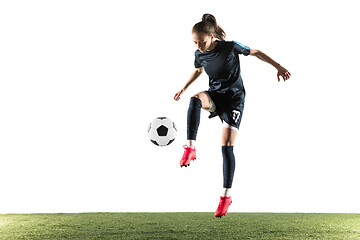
left=1, top=0, right=359, bottom=213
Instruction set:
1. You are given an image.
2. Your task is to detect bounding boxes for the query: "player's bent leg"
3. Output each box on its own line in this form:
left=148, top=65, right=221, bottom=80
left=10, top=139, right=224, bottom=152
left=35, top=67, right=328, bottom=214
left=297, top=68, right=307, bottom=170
left=181, top=91, right=212, bottom=168
left=181, top=93, right=203, bottom=168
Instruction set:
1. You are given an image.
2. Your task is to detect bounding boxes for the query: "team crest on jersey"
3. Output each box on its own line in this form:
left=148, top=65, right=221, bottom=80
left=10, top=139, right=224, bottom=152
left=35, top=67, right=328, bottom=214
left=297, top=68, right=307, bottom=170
left=232, top=110, right=241, bottom=123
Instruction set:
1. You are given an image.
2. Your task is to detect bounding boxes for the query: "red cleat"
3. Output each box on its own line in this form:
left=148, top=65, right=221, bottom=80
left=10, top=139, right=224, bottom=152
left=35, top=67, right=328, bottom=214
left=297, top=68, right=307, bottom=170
left=214, top=196, right=232, bottom=218
left=179, top=145, right=196, bottom=167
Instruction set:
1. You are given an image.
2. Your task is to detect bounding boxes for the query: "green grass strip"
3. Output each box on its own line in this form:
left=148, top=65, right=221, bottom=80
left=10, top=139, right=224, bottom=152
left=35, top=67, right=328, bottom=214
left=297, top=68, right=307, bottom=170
left=1, top=212, right=359, bottom=239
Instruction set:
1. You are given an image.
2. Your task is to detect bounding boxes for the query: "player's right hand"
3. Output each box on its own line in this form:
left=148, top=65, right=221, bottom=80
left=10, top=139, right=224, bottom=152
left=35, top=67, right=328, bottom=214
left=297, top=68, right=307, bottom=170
left=174, top=89, right=185, bottom=101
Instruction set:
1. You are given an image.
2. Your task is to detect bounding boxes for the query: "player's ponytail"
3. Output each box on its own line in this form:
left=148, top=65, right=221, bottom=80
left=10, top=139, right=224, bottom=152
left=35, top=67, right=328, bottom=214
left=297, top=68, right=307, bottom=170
left=192, top=14, right=226, bottom=41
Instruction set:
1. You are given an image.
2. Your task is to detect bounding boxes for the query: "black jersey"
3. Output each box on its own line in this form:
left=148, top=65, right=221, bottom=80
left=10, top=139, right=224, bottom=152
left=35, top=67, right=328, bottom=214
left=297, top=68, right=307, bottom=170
left=194, top=40, right=250, bottom=94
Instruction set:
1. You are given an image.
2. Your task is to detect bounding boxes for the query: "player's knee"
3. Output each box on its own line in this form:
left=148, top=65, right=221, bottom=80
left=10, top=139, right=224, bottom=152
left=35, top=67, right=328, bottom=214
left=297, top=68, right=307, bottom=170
left=190, top=94, right=203, bottom=108
left=222, top=134, right=233, bottom=146
left=222, top=129, right=237, bottom=146
left=222, top=141, right=233, bottom=146
left=193, top=92, right=212, bottom=110
left=192, top=93, right=201, bottom=99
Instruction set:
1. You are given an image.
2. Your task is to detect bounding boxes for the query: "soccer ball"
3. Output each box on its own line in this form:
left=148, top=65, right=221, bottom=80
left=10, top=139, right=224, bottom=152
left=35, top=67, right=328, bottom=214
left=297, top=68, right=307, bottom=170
left=147, top=117, right=177, bottom=146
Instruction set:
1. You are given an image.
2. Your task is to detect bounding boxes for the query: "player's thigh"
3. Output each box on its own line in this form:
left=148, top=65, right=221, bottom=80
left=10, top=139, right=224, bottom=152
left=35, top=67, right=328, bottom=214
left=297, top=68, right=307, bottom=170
left=222, top=127, right=237, bottom=146
left=192, top=91, right=211, bottom=110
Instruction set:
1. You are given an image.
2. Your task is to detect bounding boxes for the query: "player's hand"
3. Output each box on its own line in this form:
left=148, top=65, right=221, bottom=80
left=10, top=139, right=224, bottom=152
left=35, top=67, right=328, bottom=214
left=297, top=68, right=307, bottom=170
left=174, top=88, right=185, bottom=101
left=277, top=66, right=291, bottom=82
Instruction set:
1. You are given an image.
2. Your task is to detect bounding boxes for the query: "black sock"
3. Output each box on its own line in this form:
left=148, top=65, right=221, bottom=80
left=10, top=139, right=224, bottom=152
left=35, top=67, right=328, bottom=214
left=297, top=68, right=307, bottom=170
left=187, top=97, right=202, bottom=141
left=222, top=146, right=235, bottom=188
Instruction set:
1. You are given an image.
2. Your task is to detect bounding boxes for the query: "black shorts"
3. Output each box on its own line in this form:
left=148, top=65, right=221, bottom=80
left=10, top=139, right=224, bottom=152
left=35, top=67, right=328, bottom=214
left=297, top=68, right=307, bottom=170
left=205, top=90, right=245, bottom=131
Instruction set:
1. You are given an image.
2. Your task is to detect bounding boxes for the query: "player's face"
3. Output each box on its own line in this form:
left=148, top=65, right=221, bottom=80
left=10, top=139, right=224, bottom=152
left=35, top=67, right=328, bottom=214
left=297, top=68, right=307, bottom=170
left=192, top=32, right=213, bottom=52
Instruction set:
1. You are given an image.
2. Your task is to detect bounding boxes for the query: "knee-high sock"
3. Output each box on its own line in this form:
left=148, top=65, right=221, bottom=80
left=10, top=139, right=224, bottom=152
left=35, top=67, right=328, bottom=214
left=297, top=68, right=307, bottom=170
left=222, top=146, right=235, bottom=188
left=187, top=97, right=202, bottom=141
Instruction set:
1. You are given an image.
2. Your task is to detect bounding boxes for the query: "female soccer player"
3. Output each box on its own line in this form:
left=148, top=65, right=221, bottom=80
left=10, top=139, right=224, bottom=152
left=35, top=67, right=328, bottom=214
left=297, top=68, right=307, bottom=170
left=174, top=14, right=291, bottom=218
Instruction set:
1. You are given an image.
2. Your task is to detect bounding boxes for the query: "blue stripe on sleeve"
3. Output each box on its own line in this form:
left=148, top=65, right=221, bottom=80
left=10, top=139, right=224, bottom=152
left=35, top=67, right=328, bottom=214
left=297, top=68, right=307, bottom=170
left=234, top=41, right=250, bottom=50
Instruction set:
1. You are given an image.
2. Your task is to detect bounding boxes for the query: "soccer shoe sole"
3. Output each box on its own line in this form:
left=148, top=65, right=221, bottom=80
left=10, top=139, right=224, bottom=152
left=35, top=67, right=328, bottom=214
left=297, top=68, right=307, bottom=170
left=181, top=158, right=196, bottom=168
left=216, top=213, right=226, bottom=218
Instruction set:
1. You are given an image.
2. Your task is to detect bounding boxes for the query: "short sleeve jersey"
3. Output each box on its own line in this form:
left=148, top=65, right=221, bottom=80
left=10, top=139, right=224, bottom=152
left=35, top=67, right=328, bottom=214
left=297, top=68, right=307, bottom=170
left=194, top=40, right=250, bottom=94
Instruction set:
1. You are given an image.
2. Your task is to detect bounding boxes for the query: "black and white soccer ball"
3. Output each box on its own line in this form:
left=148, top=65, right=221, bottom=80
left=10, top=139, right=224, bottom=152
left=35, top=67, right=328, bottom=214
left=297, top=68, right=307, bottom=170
left=147, top=117, right=177, bottom=146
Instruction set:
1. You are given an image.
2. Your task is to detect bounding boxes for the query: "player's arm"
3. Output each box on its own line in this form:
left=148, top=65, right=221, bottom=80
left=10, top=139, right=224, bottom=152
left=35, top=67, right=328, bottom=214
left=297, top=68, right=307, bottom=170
left=183, top=67, right=204, bottom=90
left=174, top=67, right=204, bottom=101
left=250, top=49, right=291, bottom=82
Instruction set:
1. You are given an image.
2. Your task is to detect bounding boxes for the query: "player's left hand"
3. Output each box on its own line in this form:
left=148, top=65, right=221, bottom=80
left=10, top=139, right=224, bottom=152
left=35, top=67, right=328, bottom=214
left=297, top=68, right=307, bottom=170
left=277, top=66, right=291, bottom=82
